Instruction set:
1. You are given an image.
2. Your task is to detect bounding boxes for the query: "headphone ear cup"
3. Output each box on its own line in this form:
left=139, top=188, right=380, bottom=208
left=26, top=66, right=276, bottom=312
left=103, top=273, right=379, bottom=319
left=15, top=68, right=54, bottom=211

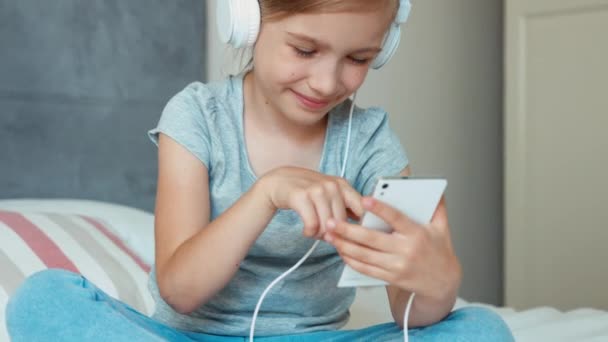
left=371, top=25, right=401, bottom=69
left=217, top=0, right=261, bottom=48
left=371, top=0, right=411, bottom=69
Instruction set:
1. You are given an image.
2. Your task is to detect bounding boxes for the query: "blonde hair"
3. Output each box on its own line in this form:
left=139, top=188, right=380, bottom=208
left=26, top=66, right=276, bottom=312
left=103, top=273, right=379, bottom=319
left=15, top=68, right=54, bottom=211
left=224, top=0, right=399, bottom=75
left=260, top=0, right=398, bottom=22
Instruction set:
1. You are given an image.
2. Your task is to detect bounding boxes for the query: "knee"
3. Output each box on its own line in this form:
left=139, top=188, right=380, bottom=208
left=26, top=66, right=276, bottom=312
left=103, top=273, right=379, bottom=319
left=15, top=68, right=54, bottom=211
left=449, top=306, right=514, bottom=341
left=6, top=269, right=83, bottom=332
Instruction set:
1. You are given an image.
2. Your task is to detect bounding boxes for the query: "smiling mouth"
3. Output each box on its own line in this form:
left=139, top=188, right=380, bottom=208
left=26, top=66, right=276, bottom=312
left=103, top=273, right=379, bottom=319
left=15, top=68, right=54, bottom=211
left=292, top=90, right=331, bottom=110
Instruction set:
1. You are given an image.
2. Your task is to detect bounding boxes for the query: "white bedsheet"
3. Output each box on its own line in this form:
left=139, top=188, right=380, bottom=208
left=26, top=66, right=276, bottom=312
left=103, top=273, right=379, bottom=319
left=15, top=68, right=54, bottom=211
left=457, top=299, right=608, bottom=341
left=348, top=289, right=608, bottom=340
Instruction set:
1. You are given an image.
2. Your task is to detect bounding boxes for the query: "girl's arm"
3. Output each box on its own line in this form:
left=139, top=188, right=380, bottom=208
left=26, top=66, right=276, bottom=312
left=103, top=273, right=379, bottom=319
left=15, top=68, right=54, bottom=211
left=154, top=134, right=277, bottom=314
left=386, top=265, right=461, bottom=328
left=386, top=167, right=461, bottom=328
left=154, top=134, right=364, bottom=314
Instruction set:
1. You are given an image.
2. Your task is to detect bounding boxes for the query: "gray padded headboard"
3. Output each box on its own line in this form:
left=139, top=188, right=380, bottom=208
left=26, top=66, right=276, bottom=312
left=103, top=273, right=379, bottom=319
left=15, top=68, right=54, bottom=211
left=0, top=1, right=206, bottom=211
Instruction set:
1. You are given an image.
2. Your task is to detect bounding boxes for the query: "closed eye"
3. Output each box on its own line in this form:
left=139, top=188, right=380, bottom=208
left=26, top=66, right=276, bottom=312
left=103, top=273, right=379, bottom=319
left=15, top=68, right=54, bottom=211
left=293, top=47, right=315, bottom=58
left=349, top=56, right=370, bottom=65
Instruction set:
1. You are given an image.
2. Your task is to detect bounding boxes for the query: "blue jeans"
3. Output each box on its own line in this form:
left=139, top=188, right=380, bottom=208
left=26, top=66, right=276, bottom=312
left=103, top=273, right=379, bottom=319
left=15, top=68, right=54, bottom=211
left=6, top=269, right=514, bottom=341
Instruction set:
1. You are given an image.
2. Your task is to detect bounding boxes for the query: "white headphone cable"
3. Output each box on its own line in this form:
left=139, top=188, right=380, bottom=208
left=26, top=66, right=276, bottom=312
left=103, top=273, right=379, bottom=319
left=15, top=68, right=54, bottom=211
left=249, top=93, right=356, bottom=341
left=248, top=91, right=414, bottom=342
left=403, top=292, right=415, bottom=342
left=340, top=92, right=355, bottom=176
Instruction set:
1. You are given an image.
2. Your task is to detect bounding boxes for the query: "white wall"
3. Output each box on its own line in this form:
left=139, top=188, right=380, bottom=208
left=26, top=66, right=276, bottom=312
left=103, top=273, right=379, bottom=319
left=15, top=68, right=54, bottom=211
left=206, top=0, right=503, bottom=305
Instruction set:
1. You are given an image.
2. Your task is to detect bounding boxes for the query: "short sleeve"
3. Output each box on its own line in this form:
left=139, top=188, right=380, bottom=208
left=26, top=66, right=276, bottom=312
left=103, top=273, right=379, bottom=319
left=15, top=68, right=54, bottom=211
left=353, top=108, right=409, bottom=196
left=147, top=83, right=212, bottom=169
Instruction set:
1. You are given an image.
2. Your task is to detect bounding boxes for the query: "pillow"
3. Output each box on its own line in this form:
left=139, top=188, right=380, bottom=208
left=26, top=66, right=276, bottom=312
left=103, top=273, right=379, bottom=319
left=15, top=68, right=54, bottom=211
left=0, top=209, right=155, bottom=341
left=0, top=199, right=156, bottom=266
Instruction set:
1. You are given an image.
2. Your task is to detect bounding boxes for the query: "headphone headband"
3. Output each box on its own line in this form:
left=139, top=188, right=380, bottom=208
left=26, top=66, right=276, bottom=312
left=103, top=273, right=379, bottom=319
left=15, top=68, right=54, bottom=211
left=217, top=0, right=411, bottom=69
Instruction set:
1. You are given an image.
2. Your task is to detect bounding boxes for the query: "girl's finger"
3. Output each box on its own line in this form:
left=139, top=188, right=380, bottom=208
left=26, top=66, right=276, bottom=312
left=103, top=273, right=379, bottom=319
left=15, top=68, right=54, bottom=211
left=292, top=192, right=319, bottom=237
left=309, top=187, right=332, bottom=239
left=363, top=197, right=419, bottom=235
left=346, top=208, right=361, bottom=221
left=340, top=184, right=364, bottom=219
left=328, top=219, right=400, bottom=253
left=328, top=231, right=396, bottom=271
left=329, top=192, right=347, bottom=224
left=341, top=255, right=397, bottom=285
left=430, top=196, right=449, bottom=229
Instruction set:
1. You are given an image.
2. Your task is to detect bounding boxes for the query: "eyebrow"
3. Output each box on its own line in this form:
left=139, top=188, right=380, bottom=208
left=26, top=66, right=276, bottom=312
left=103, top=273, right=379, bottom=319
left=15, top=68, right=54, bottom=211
left=286, top=31, right=382, bottom=54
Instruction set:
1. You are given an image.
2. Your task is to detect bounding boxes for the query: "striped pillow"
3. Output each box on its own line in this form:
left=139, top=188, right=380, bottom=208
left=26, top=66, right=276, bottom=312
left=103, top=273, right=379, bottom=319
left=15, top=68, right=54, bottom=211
left=0, top=209, right=155, bottom=340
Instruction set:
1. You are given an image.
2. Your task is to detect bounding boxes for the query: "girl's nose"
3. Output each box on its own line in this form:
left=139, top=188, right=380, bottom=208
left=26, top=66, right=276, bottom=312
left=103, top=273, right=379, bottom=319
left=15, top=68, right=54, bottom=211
left=308, top=61, right=340, bottom=97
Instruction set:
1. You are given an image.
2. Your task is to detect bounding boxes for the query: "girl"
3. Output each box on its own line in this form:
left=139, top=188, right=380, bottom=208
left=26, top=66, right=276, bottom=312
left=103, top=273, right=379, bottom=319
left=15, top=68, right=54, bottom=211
left=7, top=0, right=514, bottom=341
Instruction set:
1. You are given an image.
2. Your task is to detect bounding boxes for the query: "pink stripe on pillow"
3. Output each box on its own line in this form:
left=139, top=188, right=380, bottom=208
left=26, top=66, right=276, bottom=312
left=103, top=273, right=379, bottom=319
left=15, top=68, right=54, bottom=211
left=80, top=215, right=151, bottom=273
left=0, top=210, right=79, bottom=273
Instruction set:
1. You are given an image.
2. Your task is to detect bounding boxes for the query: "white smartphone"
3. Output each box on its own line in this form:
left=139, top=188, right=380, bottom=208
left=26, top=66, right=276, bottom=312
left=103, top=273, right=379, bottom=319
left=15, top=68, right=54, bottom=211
left=337, top=177, right=447, bottom=288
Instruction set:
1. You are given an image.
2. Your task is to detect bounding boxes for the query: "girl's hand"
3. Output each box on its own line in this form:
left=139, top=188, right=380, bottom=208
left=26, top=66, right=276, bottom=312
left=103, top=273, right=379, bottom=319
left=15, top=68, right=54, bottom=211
left=259, top=166, right=364, bottom=239
left=325, top=196, right=461, bottom=301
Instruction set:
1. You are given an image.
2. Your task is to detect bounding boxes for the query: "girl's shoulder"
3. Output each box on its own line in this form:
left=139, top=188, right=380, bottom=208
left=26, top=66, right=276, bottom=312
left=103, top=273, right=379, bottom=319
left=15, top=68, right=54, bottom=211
left=149, top=76, right=244, bottom=169
left=167, top=75, right=242, bottom=116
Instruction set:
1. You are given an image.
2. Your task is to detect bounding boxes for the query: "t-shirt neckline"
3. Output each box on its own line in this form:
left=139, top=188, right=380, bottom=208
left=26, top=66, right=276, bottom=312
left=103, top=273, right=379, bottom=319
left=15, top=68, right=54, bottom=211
left=233, top=74, right=334, bottom=181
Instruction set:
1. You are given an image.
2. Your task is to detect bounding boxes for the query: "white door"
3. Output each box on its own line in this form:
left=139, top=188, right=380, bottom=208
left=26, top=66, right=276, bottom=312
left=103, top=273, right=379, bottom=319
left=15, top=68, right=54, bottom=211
left=505, top=0, right=608, bottom=310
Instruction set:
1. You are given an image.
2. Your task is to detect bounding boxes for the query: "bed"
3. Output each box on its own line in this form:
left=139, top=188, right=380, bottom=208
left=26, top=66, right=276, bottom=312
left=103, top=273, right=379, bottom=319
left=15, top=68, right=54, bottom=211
left=1, top=199, right=607, bottom=341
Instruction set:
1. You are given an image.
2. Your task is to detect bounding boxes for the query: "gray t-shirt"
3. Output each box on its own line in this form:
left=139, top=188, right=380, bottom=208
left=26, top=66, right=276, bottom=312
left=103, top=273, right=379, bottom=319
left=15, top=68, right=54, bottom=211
left=147, top=74, right=408, bottom=336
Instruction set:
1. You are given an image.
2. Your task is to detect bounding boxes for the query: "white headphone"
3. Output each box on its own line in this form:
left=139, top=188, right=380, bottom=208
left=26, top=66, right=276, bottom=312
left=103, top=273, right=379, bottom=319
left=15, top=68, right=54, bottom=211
left=217, top=0, right=412, bottom=69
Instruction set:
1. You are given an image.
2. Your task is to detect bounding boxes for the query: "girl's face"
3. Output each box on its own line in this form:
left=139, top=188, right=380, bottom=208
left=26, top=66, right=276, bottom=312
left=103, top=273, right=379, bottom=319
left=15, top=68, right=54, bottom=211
left=251, top=7, right=394, bottom=125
